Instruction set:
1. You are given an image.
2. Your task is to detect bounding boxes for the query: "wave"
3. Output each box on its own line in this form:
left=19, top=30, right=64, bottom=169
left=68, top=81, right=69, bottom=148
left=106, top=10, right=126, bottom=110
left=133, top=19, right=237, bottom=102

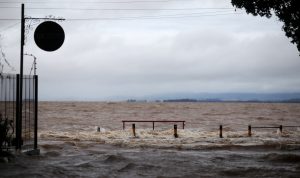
left=262, top=153, right=300, bottom=163
left=39, top=129, right=300, bottom=150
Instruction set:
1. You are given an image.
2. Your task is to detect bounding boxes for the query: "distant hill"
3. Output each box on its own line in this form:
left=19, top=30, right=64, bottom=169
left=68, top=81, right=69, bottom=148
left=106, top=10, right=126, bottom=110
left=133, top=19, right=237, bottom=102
left=140, top=93, right=300, bottom=103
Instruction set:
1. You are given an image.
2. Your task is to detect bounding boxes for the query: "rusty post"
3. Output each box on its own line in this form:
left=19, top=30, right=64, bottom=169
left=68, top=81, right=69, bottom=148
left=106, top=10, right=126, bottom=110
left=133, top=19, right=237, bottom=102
left=132, top=124, right=136, bottom=137
left=248, top=125, right=252, bottom=137
left=279, top=125, right=283, bottom=133
left=219, top=125, right=223, bottom=138
left=174, top=124, right=178, bottom=138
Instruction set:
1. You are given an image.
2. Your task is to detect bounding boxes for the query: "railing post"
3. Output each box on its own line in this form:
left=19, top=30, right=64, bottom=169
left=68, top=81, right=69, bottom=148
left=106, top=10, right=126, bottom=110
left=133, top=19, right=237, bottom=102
left=248, top=125, right=252, bottom=137
left=174, top=124, right=178, bottom=138
left=183, top=122, right=185, bottom=129
left=153, top=121, right=155, bottom=130
left=279, top=125, right=283, bottom=134
left=123, top=121, right=125, bottom=130
left=132, top=124, right=136, bottom=137
left=219, top=125, right=223, bottom=138
left=34, top=75, right=38, bottom=150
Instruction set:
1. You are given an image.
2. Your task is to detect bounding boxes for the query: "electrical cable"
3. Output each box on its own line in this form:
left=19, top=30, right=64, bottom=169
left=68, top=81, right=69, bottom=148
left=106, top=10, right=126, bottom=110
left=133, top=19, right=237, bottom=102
left=0, top=11, right=241, bottom=21
left=0, top=22, right=20, bottom=33
left=1, top=0, right=186, bottom=4
left=24, top=7, right=235, bottom=11
left=65, top=12, right=241, bottom=21
left=0, top=6, right=235, bottom=11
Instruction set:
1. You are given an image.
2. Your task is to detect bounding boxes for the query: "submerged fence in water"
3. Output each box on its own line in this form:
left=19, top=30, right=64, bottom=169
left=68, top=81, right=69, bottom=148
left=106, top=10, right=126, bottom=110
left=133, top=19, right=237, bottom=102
left=0, top=73, right=38, bottom=151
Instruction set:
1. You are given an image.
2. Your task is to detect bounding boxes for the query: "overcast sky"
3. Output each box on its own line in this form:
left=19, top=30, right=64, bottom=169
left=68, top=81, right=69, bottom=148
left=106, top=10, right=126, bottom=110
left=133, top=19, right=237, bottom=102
left=0, top=0, right=299, bottom=101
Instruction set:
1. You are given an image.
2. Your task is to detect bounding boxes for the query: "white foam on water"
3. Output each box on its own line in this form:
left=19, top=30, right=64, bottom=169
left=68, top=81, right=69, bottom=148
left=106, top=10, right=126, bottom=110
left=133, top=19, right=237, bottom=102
left=39, top=128, right=300, bottom=150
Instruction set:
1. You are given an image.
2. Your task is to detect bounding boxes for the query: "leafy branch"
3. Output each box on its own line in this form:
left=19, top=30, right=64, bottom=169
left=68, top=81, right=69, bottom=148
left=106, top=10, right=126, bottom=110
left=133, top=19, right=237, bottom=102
left=0, top=113, right=14, bottom=152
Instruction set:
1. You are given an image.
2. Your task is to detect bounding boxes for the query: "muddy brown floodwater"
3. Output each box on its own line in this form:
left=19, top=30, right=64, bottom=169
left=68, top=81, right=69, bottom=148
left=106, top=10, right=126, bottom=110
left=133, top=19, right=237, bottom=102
left=1, top=102, right=300, bottom=177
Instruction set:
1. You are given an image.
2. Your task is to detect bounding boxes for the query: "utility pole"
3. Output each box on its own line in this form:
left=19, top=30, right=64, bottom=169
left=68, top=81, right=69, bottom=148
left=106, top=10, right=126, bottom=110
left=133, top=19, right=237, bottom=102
left=16, top=3, right=25, bottom=150
left=16, top=3, right=64, bottom=151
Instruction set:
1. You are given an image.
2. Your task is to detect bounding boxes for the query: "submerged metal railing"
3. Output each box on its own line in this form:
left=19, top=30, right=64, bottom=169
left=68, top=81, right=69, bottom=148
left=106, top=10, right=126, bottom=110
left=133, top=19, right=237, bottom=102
left=122, top=120, right=185, bottom=130
left=121, top=121, right=300, bottom=138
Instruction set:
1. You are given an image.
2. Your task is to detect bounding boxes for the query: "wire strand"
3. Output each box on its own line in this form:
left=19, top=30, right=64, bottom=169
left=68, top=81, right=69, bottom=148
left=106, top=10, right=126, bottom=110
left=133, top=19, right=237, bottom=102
left=0, top=11, right=241, bottom=21
left=0, top=0, right=187, bottom=4
left=0, top=6, right=235, bottom=11
left=0, top=22, right=20, bottom=33
left=65, top=12, right=240, bottom=21
left=25, top=7, right=234, bottom=11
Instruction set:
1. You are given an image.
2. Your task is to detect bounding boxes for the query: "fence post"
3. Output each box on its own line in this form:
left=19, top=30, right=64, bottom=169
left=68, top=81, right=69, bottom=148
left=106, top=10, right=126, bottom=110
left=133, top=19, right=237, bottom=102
left=279, top=125, right=283, bottom=134
left=174, top=124, right=178, bottom=138
left=219, top=125, right=223, bottom=138
left=132, top=124, right=136, bottom=137
left=123, top=121, right=125, bottom=130
left=248, top=125, right=252, bottom=137
left=34, top=75, right=38, bottom=150
left=183, top=122, right=185, bottom=129
left=97, top=126, right=100, bottom=132
left=15, top=74, right=21, bottom=150
left=153, top=121, right=155, bottom=130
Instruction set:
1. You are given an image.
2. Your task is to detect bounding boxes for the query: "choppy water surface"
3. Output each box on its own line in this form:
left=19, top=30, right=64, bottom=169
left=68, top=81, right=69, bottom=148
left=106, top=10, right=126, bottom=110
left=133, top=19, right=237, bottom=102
left=1, top=102, right=300, bottom=177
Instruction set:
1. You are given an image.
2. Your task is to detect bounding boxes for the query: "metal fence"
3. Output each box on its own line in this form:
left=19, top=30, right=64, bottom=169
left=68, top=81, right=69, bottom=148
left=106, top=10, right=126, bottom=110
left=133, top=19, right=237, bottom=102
left=0, top=73, right=38, bottom=151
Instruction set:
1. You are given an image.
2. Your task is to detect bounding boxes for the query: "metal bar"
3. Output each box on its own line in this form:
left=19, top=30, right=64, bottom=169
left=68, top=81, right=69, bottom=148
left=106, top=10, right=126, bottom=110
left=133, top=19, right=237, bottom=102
left=15, top=74, right=20, bottom=149
left=122, top=120, right=185, bottom=130
left=24, top=17, right=65, bottom=20
left=122, top=120, right=185, bottom=122
left=248, top=125, right=251, bottom=137
left=29, top=77, right=31, bottom=141
left=219, top=125, right=223, bottom=138
left=252, top=126, right=280, bottom=129
left=34, top=75, right=38, bottom=150
left=279, top=125, right=282, bottom=133
left=24, top=76, right=27, bottom=141
left=13, top=74, right=16, bottom=134
left=174, top=124, right=178, bottom=138
left=4, top=76, right=7, bottom=117
left=9, top=76, right=11, bottom=120
left=132, top=124, right=136, bottom=137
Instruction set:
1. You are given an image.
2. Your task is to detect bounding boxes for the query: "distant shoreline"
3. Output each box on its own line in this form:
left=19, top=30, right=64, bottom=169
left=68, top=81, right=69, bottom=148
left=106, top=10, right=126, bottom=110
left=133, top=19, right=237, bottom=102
left=161, top=99, right=300, bottom=103
left=37, top=99, right=300, bottom=103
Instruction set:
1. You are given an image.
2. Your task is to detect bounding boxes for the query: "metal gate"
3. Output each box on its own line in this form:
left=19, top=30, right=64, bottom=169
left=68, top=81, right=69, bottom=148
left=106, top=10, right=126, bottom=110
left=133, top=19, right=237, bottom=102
left=0, top=73, right=38, bottom=152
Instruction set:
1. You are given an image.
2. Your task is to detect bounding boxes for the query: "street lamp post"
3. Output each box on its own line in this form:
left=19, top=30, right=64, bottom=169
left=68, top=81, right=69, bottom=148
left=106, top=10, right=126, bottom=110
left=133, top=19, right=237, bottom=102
left=17, top=3, right=65, bottom=151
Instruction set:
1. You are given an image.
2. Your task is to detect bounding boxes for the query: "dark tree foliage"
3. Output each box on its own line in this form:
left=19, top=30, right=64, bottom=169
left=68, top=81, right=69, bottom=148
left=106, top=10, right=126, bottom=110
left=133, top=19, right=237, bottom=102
left=231, top=0, right=300, bottom=54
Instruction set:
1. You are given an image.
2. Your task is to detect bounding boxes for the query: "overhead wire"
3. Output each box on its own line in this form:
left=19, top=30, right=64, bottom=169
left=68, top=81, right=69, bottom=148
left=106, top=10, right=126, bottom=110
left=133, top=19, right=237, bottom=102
left=0, top=6, right=235, bottom=10
left=0, top=22, right=20, bottom=33
left=0, top=19, right=20, bottom=21
left=0, top=0, right=186, bottom=4
left=25, top=7, right=235, bottom=11
left=0, top=9, right=241, bottom=21
left=0, top=14, right=241, bottom=21
left=63, top=12, right=240, bottom=21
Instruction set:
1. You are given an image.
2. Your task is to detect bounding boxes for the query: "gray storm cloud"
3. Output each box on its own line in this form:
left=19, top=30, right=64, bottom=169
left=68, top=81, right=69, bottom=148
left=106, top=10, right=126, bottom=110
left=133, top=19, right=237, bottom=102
left=0, top=0, right=299, bottom=100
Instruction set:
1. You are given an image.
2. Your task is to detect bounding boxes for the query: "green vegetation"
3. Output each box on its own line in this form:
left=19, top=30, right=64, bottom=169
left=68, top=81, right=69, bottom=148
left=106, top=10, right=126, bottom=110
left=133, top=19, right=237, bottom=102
left=0, top=113, right=13, bottom=156
left=232, top=0, right=300, bottom=54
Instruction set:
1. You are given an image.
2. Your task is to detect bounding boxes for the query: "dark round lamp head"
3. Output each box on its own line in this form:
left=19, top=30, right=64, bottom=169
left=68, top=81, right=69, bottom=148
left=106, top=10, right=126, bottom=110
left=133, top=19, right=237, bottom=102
left=34, top=21, right=65, bottom=52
